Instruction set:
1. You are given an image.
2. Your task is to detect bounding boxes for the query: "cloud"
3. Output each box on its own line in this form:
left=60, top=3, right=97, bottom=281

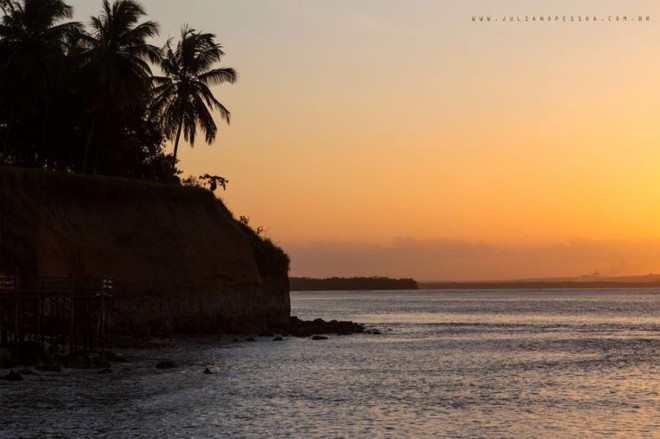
left=285, top=238, right=660, bottom=281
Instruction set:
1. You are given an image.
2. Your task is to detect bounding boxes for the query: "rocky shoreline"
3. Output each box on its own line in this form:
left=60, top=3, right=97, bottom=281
left=0, top=317, right=366, bottom=379
left=275, top=316, right=365, bottom=337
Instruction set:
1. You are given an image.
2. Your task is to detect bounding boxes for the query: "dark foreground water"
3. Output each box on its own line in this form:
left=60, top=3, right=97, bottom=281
left=1, top=289, right=659, bottom=438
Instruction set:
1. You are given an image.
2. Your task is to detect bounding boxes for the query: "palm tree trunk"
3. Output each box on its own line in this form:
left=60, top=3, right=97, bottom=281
left=171, top=115, right=184, bottom=173
left=82, top=116, right=97, bottom=174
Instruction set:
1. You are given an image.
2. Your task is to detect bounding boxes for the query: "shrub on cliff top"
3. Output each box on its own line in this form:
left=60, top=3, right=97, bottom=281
left=235, top=214, right=290, bottom=278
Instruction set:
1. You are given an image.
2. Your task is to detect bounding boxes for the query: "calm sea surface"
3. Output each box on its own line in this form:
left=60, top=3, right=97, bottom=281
left=1, top=289, right=659, bottom=438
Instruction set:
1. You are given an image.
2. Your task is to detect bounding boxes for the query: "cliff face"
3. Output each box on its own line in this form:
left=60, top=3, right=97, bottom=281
left=0, top=167, right=290, bottom=333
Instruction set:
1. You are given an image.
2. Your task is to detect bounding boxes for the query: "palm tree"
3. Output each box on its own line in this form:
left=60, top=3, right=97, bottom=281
left=0, top=0, right=80, bottom=99
left=79, top=0, right=160, bottom=173
left=150, top=26, right=237, bottom=172
left=0, top=0, right=81, bottom=164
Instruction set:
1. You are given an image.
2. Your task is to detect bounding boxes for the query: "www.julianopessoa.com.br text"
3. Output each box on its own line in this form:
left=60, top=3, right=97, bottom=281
left=472, top=15, right=651, bottom=23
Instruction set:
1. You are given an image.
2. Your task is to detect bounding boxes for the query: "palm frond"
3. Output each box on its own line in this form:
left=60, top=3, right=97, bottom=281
left=154, top=23, right=236, bottom=170
left=198, top=67, right=237, bottom=86
left=191, top=94, right=218, bottom=143
left=80, top=0, right=162, bottom=115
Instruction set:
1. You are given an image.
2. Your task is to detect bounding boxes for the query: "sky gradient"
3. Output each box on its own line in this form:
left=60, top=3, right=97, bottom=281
left=70, top=0, right=660, bottom=280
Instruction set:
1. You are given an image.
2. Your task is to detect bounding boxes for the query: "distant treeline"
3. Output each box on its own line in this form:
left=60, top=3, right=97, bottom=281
left=290, top=277, right=418, bottom=291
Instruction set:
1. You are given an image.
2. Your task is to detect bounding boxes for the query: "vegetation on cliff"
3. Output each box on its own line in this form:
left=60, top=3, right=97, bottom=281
left=0, top=0, right=234, bottom=181
left=236, top=217, right=290, bottom=287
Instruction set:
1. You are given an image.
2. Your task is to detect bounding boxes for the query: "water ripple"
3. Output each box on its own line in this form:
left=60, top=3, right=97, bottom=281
left=1, top=289, right=659, bottom=438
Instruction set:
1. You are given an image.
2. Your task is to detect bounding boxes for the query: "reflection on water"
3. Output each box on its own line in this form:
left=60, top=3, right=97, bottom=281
left=1, top=289, right=659, bottom=438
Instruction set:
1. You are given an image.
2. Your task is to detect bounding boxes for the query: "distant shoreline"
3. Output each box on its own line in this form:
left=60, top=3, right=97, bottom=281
left=290, top=276, right=660, bottom=291
left=290, top=277, right=418, bottom=291
left=419, top=281, right=660, bottom=290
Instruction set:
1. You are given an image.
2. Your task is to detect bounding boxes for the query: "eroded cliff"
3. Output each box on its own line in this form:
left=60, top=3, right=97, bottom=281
left=0, top=167, right=290, bottom=333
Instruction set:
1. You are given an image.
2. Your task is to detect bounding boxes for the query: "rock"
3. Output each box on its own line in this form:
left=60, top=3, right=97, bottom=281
left=63, top=352, right=91, bottom=369
left=88, top=353, right=111, bottom=369
left=1, top=370, right=23, bottom=381
left=203, top=367, right=213, bottom=374
left=0, top=348, right=13, bottom=368
left=283, top=316, right=365, bottom=337
left=95, top=358, right=112, bottom=368
left=245, top=337, right=256, bottom=342
left=105, top=351, right=128, bottom=363
left=98, top=368, right=113, bottom=374
left=155, top=360, right=177, bottom=369
left=36, top=365, right=62, bottom=373
left=311, top=335, right=328, bottom=340
left=16, top=368, right=35, bottom=375
left=232, top=338, right=240, bottom=343
left=272, top=336, right=283, bottom=341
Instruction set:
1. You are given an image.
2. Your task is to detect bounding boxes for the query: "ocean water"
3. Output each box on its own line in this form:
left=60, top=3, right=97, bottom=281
left=1, top=289, right=659, bottom=438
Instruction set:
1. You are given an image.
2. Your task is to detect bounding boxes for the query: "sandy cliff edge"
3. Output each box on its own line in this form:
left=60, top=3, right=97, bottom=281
left=0, top=167, right=290, bottom=334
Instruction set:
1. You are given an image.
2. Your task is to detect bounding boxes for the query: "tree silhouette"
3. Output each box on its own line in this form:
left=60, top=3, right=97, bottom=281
left=79, top=0, right=160, bottom=173
left=0, top=0, right=81, bottom=165
left=199, top=173, right=228, bottom=191
left=150, top=25, right=236, bottom=172
left=0, top=1, right=238, bottom=182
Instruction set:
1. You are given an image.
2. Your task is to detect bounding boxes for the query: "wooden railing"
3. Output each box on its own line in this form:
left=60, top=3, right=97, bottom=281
left=0, top=275, right=16, bottom=294
left=0, top=275, right=114, bottom=355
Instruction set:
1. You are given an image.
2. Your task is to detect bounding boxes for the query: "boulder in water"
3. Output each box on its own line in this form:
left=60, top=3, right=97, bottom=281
left=63, top=352, right=91, bottom=369
left=1, top=370, right=23, bottom=381
left=88, top=352, right=111, bottom=369
left=105, top=351, right=128, bottom=363
left=283, top=317, right=365, bottom=337
left=155, top=360, right=177, bottom=369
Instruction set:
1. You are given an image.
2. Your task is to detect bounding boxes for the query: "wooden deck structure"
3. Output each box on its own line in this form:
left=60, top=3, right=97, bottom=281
left=0, top=275, right=113, bottom=356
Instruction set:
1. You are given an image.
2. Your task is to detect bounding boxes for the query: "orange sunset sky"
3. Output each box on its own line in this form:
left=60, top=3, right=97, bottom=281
left=70, top=0, right=660, bottom=280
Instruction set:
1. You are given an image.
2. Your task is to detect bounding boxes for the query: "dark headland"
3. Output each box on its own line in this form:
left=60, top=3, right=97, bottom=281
left=0, top=167, right=364, bottom=340
left=0, top=0, right=364, bottom=373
